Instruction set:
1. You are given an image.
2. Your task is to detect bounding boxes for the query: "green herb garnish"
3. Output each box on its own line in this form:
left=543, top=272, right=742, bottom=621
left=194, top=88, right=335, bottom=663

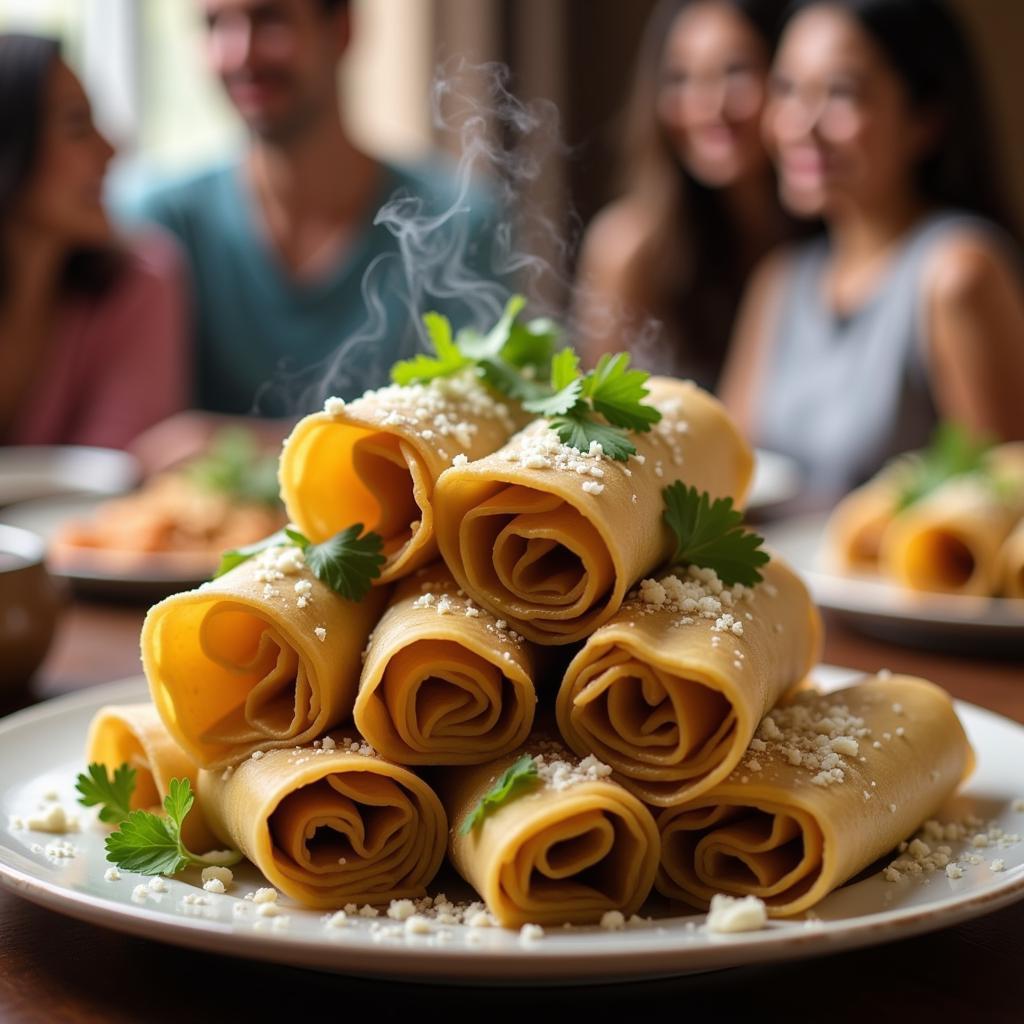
left=459, top=754, right=539, bottom=835
left=76, top=763, right=137, bottom=825
left=663, top=482, right=769, bottom=586
left=184, top=428, right=282, bottom=507
left=104, top=778, right=240, bottom=876
left=896, top=422, right=993, bottom=510
left=214, top=525, right=385, bottom=602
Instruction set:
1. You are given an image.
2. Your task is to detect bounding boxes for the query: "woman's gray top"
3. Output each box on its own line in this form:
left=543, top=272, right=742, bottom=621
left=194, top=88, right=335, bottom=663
left=754, top=210, right=1002, bottom=508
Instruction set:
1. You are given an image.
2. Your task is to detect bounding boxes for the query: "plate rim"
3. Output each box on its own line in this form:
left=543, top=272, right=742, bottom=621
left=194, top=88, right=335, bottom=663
left=2, top=673, right=1023, bottom=983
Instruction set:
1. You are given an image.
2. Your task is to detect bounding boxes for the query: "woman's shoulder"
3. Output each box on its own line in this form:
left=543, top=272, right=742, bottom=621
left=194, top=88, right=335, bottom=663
left=579, top=199, right=657, bottom=281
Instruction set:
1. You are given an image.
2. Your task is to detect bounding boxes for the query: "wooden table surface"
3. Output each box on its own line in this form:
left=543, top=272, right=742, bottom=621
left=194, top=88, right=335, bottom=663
left=2, top=600, right=1022, bottom=1023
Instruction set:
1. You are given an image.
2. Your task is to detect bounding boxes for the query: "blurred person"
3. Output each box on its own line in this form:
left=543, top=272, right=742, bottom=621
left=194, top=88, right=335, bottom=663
left=720, top=0, right=1024, bottom=505
left=133, top=0, right=499, bottom=423
left=0, top=34, right=187, bottom=450
left=575, top=0, right=800, bottom=388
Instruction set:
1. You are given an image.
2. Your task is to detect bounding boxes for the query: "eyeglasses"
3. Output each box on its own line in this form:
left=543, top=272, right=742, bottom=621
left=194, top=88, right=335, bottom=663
left=659, top=65, right=765, bottom=120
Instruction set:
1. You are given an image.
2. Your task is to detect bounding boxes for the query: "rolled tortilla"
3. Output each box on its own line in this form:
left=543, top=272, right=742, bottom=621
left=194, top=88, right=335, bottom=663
left=823, top=478, right=902, bottom=574
left=556, top=556, right=821, bottom=807
left=656, top=673, right=973, bottom=917
left=142, top=545, right=388, bottom=769
left=437, top=741, right=660, bottom=927
left=279, top=375, right=521, bottom=583
left=433, top=378, right=754, bottom=645
left=86, top=702, right=216, bottom=851
left=198, top=736, right=446, bottom=908
left=355, top=564, right=537, bottom=765
left=880, top=477, right=1017, bottom=596
left=997, top=519, right=1024, bottom=598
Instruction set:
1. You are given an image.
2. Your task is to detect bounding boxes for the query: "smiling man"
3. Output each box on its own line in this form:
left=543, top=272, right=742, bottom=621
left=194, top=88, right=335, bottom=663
left=136, top=0, right=499, bottom=417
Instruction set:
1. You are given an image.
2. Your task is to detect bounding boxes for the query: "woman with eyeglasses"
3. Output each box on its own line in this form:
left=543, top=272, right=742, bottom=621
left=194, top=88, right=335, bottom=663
left=719, top=0, right=1024, bottom=505
left=575, top=0, right=802, bottom=390
left=0, top=33, right=188, bottom=449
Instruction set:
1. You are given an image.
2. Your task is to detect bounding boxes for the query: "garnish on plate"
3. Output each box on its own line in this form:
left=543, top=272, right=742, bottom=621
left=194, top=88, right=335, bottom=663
left=104, top=777, right=240, bottom=876
left=460, top=753, right=539, bottom=835
left=895, top=422, right=993, bottom=510
left=185, top=427, right=282, bottom=508
left=214, top=524, right=385, bottom=602
left=663, top=482, right=769, bottom=586
left=76, top=762, right=137, bottom=825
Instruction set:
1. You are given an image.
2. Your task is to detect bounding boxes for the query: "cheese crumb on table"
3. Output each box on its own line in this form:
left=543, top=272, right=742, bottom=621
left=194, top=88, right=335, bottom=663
left=147, top=877, right=168, bottom=893
left=250, top=887, right=278, bottom=904
left=203, top=878, right=226, bottom=894
left=705, top=893, right=768, bottom=933
left=519, top=923, right=544, bottom=942
left=599, top=910, right=625, bottom=931
left=201, top=865, right=233, bottom=888
left=103, top=867, right=120, bottom=882
left=25, top=804, right=78, bottom=834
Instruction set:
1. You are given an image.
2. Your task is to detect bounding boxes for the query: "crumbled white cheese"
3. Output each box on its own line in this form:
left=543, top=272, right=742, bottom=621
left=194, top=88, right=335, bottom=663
left=103, top=867, right=120, bottom=882
left=387, top=899, right=417, bottom=921
left=203, top=878, right=226, bottom=894
left=257, top=902, right=283, bottom=917
left=519, top=923, right=544, bottom=942
left=314, top=626, right=327, bottom=642
left=147, top=876, right=168, bottom=893
left=452, top=453, right=469, bottom=467
left=25, top=804, right=78, bottom=834
left=945, top=863, right=963, bottom=879
left=201, top=865, right=233, bottom=888
left=321, top=735, right=336, bottom=751
left=991, top=859, right=1006, bottom=872
left=324, top=910, right=349, bottom=928
left=599, top=910, right=625, bottom=931
left=404, top=915, right=433, bottom=935
left=250, top=750, right=265, bottom=761
left=131, top=884, right=149, bottom=901
left=251, top=887, right=278, bottom=904
left=324, top=396, right=346, bottom=415
left=705, top=894, right=768, bottom=933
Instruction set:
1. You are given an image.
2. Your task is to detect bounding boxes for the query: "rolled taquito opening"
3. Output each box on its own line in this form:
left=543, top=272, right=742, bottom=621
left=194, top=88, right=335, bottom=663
left=199, top=742, right=447, bottom=908
left=898, top=528, right=978, bottom=592
left=459, top=484, right=615, bottom=637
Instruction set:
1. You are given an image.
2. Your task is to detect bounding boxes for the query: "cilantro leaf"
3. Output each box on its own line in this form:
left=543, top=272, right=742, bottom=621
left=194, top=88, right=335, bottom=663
left=663, top=482, right=769, bottom=586
left=500, top=316, right=562, bottom=374
left=391, top=312, right=470, bottom=385
left=297, top=524, right=386, bottom=602
left=550, top=411, right=637, bottom=461
left=476, top=356, right=552, bottom=403
left=459, top=754, right=539, bottom=835
left=104, top=777, right=242, bottom=877
left=76, top=762, right=136, bottom=825
left=213, top=528, right=292, bottom=578
left=185, top=428, right=282, bottom=508
left=583, top=353, right=662, bottom=432
left=896, top=422, right=993, bottom=510
left=522, top=348, right=584, bottom=416
left=456, top=295, right=527, bottom=360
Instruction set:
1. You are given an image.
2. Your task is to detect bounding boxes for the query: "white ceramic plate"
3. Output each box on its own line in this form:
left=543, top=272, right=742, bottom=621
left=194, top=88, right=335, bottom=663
left=765, top=513, right=1024, bottom=654
left=747, top=449, right=801, bottom=517
left=1, top=669, right=1022, bottom=984
left=0, top=495, right=210, bottom=601
left=0, top=446, right=139, bottom=508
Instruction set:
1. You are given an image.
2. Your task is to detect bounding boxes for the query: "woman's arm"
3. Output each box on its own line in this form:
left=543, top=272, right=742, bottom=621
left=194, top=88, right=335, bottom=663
left=717, top=248, right=792, bottom=436
left=924, top=235, right=1024, bottom=440
left=572, top=202, right=650, bottom=367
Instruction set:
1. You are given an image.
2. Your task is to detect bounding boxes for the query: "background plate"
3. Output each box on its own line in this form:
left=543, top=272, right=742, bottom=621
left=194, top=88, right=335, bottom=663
left=765, top=513, right=1024, bottom=655
left=1, top=669, right=1023, bottom=984
left=0, top=495, right=210, bottom=601
left=0, top=446, right=139, bottom=508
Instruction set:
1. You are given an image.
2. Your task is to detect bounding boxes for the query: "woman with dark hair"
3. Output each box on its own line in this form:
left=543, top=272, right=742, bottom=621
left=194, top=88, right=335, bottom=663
left=720, top=0, right=1024, bottom=504
left=0, top=33, right=187, bottom=449
left=575, top=0, right=798, bottom=388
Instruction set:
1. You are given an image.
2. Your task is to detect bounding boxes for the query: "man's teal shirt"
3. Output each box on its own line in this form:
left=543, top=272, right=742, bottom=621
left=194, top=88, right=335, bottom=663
left=134, top=158, right=503, bottom=417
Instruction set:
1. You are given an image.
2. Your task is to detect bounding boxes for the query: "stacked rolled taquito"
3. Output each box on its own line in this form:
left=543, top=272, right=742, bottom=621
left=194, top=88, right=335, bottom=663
left=656, top=673, right=973, bottom=915
left=279, top=374, right=524, bottom=581
left=434, top=377, right=754, bottom=644
left=825, top=438, right=1024, bottom=597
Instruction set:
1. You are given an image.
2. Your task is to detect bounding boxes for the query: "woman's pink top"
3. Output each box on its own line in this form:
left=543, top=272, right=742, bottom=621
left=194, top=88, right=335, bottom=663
left=7, top=231, right=189, bottom=450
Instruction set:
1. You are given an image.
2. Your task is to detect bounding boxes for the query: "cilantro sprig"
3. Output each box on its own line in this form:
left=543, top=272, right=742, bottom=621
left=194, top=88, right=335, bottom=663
left=896, top=422, right=993, bottom=511
left=663, top=482, right=769, bottom=586
left=76, top=762, right=136, bottom=825
left=389, top=296, right=661, bottom=461
left=105, top=778, right=241, bottom=876
left=214, top=524, right=385, bottom=602
left=459, top=754, right=539, bottom=835
left=184, top=428, right=282, bottom=508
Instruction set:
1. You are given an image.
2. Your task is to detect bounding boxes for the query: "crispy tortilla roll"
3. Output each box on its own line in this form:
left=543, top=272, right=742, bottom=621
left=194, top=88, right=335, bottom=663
left=656, top=674, right=973, bottom=917
left=556, top=557, right=821, bottom=807
left=438, top=743, right=660, bottom=927
left=355, top=564, right=537, bottom=765
left=86, top=703, right=216, bottom=851
left=142, top=546, right=388, bottom=769
left=880, top=478, right=1017, bottom=596
left=278, top=376, right=521, bottom=583
left=824, top=477, right=902, bottom=573
left=997, top=519, right=1024, bottom=598
left=433, top=378, right=754, bottom=645
left=198, top=737, right=446, bottom=908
